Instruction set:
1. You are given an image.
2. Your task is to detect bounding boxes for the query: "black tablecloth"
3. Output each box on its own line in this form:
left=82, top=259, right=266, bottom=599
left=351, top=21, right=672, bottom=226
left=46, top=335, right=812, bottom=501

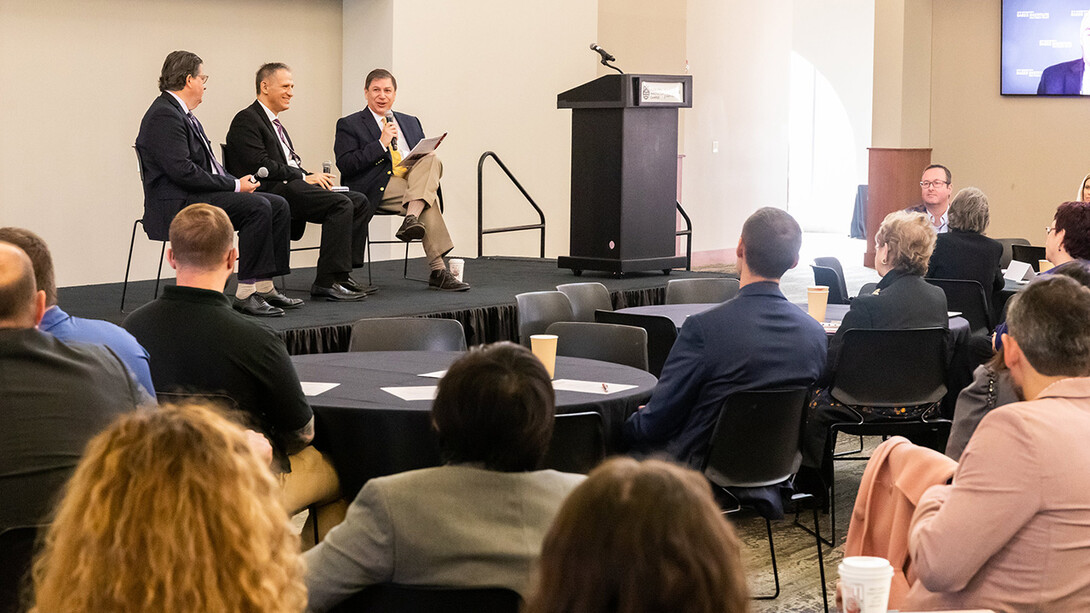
left=292, top=351, right=656, bottom=498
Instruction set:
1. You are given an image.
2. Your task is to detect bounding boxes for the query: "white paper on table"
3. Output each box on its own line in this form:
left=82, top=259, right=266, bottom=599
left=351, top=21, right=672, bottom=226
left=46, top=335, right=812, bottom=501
left=382, top=386, right=439, bottom=401
left=1004, top=260, right=1034, bottom=282
left=947, top=311, right=962, bottom=318
left=300, top=382, right=340, bottom=396
left=418, top=370, right=447, bottom=379
left=552, top=379, right=637, bottom=395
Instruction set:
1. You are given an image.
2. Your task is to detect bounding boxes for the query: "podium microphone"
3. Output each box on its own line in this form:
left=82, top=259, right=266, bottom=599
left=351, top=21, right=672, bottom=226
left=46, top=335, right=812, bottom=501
left=385, top=111, right=398, bottom=150
left=249, top=167, right=268, bottom=184
left=590, top=43, right=615, bottom=62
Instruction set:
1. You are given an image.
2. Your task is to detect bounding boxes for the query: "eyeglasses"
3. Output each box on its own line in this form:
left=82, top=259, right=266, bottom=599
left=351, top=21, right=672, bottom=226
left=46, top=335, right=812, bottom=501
left=920, top=180, right=949, bottom=188
left=1046, top=226, right=1055, bottom=235
left=191, top=74, right=209, bottom=84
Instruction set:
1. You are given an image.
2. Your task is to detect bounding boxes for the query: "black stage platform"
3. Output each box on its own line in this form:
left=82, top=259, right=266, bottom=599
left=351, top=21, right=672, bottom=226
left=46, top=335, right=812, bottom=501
left=59, top=257, right=732, bottom=354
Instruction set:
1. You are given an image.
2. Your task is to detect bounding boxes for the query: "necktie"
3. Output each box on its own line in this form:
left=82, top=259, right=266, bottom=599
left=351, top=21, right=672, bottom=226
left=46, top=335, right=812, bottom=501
left=383, top=117, right=407, bottom=178
left=272, top=118, right=302, bottom=166
left=186, top=112, right=226, bottom=175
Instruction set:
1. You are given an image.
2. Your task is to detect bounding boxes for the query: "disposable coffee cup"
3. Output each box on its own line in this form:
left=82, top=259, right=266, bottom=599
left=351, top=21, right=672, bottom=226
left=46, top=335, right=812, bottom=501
left=530, top=334, right=558, bottom=379
left=807, top=286, right=830, bottom=322
left=1039, top=259, right=1052, bottom=273
left=449, top=258, right=465, bottom=282
left=838, top=556, right=894, bottom=613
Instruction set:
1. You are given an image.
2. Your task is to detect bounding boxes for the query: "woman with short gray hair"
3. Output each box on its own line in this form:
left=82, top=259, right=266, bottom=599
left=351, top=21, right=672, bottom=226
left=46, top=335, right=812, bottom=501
left=927, top=186, right=1005, bottom=314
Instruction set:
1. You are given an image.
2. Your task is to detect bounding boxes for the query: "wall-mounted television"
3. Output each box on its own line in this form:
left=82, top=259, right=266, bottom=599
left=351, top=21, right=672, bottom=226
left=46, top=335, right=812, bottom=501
left=1002, top=1, right=1090, bottom=95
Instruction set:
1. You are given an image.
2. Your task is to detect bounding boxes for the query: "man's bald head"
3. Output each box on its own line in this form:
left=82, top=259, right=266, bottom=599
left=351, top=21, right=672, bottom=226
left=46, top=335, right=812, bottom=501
left=0, top=241, right=42, bottom=329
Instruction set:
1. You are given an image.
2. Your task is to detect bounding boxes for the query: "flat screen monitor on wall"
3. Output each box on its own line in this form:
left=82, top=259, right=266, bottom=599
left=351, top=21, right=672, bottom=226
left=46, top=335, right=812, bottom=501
left=1002, top=1, right=1090, bottom=95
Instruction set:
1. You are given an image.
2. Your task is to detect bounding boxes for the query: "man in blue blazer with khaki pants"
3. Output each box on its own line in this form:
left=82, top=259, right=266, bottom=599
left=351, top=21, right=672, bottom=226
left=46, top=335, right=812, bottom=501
left=334, top=68, right=468, bottom=291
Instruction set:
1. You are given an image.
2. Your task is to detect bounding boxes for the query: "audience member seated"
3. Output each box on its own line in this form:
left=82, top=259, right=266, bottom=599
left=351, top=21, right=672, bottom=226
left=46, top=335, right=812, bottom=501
left=801, top=211, right=947, bottom=492
left=303, top=342, right=585, bottom=610
left=0, top=241, right=148, bottom=532
left=0, top=227, right=155, bottom=397
left=121, top=203, right=342, bottom=538
left=1078, top=172, right=1090, bottom=203
left=622, top=207, right=827, bottom=469
left=904, top=275, right=1090, bottom=611
left=946, top=260, right=1090, bottom=461
left=925, top=187, right=1004, bottom=315
left=906, top=164, right=952, bottom=234
left=994, top=201, right=1090, bottom=351
left=28, top=402, right=305, bottom=613
left=524, top=457, right=751, bottom=613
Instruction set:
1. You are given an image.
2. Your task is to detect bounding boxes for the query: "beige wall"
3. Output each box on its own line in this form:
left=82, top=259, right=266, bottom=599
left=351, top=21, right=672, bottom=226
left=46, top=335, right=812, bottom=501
left=929, top=0, right=1090, bottom=240
left=872, top=0, right=932, bottom=148
left=0, top=0, right=343, bottom=285
left=341, top=0, right=597, bottom=262
left=683, top=0, right=792, bottom=264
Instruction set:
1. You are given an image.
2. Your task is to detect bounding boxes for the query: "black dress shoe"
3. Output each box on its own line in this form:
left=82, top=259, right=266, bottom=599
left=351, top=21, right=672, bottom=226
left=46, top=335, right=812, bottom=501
left=233, top=294, right=285, bottom=317
left=258, top=289, right=304, bottom=309
left=311, top=282, right=368, bottom=301
left=428, top=268, right=471, bottom=291
left=395, top=214, right=426, bottom=242
left=341, top=276, right=379, bottom=295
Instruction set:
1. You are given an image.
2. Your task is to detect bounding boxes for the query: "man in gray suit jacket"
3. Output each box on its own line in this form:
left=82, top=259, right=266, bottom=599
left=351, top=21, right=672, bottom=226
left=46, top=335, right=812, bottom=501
left=303, top=343, right=584, bottom=610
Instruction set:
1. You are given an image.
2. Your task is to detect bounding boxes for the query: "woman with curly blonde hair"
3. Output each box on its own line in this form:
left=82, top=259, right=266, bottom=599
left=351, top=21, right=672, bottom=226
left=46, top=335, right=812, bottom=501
left=525, top=457, right=751, bottom=613
left=28, top=402, right=306, bottom=613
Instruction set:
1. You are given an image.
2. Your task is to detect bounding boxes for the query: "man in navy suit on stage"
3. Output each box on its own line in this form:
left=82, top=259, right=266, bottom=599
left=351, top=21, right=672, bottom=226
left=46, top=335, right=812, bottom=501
left=334, top=68, right=469, bottom=291
left=622, top=207, right=828, bottom=469
left=136, top=50, right=299, bottom=317
left=1038, top=11, right=1090, bottom=95
left=226, top=63, right=374, bottom=302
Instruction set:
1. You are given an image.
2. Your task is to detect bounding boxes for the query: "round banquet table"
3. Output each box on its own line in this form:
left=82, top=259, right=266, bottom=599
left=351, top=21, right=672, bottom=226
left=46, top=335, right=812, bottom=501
left=292, top=351, right=657, bottom=498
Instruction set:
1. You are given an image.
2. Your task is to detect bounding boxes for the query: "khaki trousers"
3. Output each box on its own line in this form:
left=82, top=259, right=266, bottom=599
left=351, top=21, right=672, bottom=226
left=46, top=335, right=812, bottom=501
left=280, top=446, right=347, bottom=546
left=379, top=152, right=454, bottom=262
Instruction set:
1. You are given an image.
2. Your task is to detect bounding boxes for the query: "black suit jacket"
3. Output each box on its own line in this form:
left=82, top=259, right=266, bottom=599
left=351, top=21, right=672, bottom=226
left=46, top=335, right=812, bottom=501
left=334, top=109, right=425, bottom=206
left=224, top=100, right=308, bottom=182
left=1037, top=58, right=1085, bottom=95
left=926, top=230, right=1005, bottom=311
left=135, top=92, right=238, bottom=240
left=825, top=270, right=949, bottom=378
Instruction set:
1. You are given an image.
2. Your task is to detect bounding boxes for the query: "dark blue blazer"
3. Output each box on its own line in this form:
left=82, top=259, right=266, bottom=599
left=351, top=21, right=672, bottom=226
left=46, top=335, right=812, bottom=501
left=1037, top=58, right=1085, bottom=95
left=224, top=100, right=308, bottom=183
left=135, top=92, right=238, bottom=240
left=622, top=282, right=828, bottom=469
left=334, top=109, right=425, bottom=206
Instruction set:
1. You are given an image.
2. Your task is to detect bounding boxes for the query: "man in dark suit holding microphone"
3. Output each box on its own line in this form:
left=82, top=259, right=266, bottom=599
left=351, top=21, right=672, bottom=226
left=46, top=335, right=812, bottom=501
left=334, top=68, right=469, bottom=291
left=226, top=63, right=374, bottom=301
left=135, top=50, right=298, bottom=317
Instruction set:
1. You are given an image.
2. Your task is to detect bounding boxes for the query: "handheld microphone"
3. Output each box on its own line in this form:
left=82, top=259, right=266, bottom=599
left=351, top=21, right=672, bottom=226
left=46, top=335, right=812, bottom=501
left=249, top=167, right=268, bottom=184
left=590, top=43, right=616, bottom=62
left=385, top=111, right=398, bottom=150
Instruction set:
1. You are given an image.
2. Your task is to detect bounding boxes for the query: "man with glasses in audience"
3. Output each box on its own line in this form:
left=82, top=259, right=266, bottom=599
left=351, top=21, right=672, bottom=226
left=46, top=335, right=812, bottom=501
left=905, top=275, right=1090, bottom=611
left=136, top=50, right=299, bottom=317
left=0, top=241, right=147, bottom=532
left=907, top=164, right=953, bottom=234
left=622, top=207, right=827, bottom=471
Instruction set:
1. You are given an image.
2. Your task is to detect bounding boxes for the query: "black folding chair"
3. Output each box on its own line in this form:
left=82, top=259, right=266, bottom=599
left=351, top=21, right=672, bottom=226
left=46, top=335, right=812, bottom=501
left=702, top=389, right=829, bottom=612
left=1011, top=244, right=1047, bottom=271
left=926, top=278, right=992, bottom=334
left=665, top=277, right=740, bottom=304
left=541, top=411, right=606, bottom=474
left=349, top=317, right=467, bottom=352
left=825, top=327, right=951, bottom=544
left=556, top=282, right=612, bottom=322
left=515, top=291, right=573, bottom=347
left=814, top=257, right=850, bottom=302
left=811, top=266, right=849, bottom=305
left=594, top=310, right=678, bottom=378
left=546, top=321, right=649, bottom=371
left=331, top=584, right=521, bottom=613
left=122, top=146, right=167, bottom=313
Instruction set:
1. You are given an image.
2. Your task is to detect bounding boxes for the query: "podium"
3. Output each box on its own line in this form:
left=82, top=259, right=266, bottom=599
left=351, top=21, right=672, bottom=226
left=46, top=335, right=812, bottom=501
left=557, top=74, right=692, bottom=275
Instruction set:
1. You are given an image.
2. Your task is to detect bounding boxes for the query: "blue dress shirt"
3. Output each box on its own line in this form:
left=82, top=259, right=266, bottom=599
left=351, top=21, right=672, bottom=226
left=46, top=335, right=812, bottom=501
left=39, top=305, right=156, bottom=398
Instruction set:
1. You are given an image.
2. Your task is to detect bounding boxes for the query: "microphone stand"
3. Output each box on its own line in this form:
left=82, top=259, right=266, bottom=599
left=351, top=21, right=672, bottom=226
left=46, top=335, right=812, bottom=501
left=601, top=58, right=624, bottom=75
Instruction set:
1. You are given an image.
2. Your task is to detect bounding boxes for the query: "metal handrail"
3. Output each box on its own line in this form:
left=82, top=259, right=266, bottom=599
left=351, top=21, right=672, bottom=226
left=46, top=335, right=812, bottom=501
left=676, top=200, right=692, bottom=271
left=477, top=151, right=546, bottom=258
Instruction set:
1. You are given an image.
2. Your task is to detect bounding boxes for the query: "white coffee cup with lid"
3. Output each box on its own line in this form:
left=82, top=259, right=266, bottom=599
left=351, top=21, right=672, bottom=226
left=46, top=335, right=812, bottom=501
left=838, top=556, right=894, bottom=613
